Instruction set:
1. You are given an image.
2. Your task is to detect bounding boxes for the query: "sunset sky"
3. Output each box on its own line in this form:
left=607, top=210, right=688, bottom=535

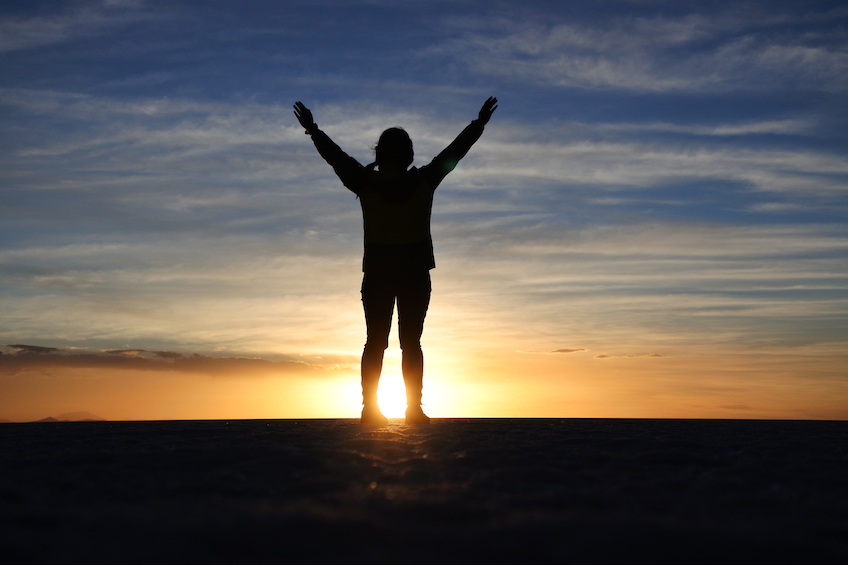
left=2, top=0, right=847, bottom=421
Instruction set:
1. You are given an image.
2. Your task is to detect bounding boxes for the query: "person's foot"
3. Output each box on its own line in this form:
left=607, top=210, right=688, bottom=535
left=360, top=405, right=388, bottom=425
left=405, top=405, right=430, bottom=425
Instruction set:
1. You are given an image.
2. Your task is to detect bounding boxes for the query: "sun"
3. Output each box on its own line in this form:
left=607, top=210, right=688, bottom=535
left=376, top=371, right=408, bottom=418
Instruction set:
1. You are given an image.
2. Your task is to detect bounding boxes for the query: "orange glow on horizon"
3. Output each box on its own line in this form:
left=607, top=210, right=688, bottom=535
left=2, top=344, right=847, bottom=422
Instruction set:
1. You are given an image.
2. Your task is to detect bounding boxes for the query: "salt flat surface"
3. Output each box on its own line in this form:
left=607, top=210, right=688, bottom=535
left=1, top=418, right=847, bottom=564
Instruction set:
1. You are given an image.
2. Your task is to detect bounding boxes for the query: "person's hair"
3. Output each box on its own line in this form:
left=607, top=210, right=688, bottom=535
left=373, top=127, right=413, bottom=169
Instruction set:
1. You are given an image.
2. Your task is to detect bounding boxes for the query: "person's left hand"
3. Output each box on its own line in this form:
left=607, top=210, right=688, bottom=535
left=478, top=96, right=498, bottom=125
left=293, top=101, right=316, bottom=131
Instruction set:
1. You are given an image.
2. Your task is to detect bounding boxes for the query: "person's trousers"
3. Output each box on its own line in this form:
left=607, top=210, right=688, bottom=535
left=360, top=269, right=431, bottom=407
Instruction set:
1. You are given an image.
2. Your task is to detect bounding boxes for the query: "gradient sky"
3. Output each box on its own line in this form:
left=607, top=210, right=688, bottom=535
left=1, top=0, right=847, bottom=421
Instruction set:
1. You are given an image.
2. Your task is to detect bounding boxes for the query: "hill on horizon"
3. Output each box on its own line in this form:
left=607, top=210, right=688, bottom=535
left=34, top=411, right=106, bottom=423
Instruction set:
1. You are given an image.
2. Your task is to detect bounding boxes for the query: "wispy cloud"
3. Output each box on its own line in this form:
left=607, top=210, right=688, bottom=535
left=0, top=344, right=318, bottom=377
left=594, top=353, right=666, bottom=359
left=520, top=348, right=589, bottom=354
left=2, top=89, right=846, bottom=360
left=0, top=1, right=154, bottom=52
left=6, top=344, right=60, bottom=354
left=437, top=6, right=848, bottom=93
left=5, top=89, right=846, bottom=212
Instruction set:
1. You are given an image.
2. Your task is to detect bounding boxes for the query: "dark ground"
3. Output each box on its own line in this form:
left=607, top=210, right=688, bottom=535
left=1, top=418, right=847, bottom=564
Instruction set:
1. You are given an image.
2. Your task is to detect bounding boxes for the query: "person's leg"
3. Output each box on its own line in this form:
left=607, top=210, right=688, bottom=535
left=397, top=270, right=431, bottom=414
left=360, top=271, right=395, bottom=419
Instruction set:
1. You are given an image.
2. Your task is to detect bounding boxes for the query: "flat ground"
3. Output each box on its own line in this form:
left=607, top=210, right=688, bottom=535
left=1, top=419, right=846, bottom=564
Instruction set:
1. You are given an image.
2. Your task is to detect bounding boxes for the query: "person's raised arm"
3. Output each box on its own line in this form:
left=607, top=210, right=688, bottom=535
left=424, top=97, right=498, bottom=188
left=293, top=101, right=365, bottom=194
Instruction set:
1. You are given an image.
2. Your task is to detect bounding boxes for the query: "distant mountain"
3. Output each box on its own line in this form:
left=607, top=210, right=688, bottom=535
left=56, top=411, right=105, bottom=422
left=34, top=412, right=106, bottom=422
left=0, top=419, right=11, bottom=423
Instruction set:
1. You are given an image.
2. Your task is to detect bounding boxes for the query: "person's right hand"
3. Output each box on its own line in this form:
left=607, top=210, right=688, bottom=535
left=478, top=96, right=498, bottom=125
left=293, top=101, right=316, bottom=131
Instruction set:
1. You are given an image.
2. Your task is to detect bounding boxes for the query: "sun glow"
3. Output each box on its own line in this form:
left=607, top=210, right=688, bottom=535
left=377, top=371, right=408, bottom=418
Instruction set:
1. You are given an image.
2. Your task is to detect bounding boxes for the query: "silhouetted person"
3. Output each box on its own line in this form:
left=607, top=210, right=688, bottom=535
left=294, top=97, right=498, bottom=424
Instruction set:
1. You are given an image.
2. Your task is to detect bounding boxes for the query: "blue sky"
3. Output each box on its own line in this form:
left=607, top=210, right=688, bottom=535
left=1, top=0, right=847, bottom=420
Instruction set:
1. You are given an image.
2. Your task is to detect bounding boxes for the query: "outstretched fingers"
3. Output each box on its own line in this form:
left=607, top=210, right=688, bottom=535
left=293, top=101, right=315, bottom=129
left=478, top=96, right=498, bottom=124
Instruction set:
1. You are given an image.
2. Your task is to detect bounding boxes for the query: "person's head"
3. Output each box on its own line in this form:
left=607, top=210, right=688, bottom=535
left=374, top=127, right=413, bottom=170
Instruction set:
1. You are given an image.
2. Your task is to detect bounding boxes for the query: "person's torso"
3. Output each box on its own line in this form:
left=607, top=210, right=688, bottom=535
left=358, top=167, right=434, bottom=245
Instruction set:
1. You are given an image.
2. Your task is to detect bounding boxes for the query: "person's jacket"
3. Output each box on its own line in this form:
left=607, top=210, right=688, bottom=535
left=308, top=120, right=486, bottom=271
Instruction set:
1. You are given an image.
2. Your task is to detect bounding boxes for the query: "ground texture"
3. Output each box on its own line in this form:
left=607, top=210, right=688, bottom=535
left=1, top=419, right=847, bottom=564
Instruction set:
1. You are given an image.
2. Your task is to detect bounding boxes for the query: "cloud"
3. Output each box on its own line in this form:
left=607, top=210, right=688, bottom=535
left=520, top=348, right=588, bottom=354
left=152, top=351, right=185, bottom=359
left=0, top=1, right=155, bottom=52
left=592, top=120, right=815, bottom=136
left=594, top=353, right=666, bottom=359
left=721, top=404, right=754, bottom=411
left=104, top=348, right=150, bottom=356
left=1, top=55, right=846, bottom=365
left=471, top=125, right=848, bottom=200
left=439, top=7, right=848, bottom=93
left=4, top=88, right=846, bottom=235
left=103, top=349, right=184, bottom=359
left=6, top=344, right=60, bottom=354
left=0, top=345, right=319, bottom=377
